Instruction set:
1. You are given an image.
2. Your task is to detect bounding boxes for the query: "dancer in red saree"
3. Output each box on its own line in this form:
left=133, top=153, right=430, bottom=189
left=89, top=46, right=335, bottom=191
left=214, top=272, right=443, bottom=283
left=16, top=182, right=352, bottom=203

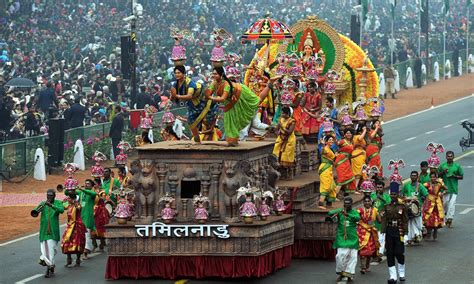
left=423, top=172, right=447, bottom=241
left=357, top=195, right=380, bottom=274
left=61, top=189, right=86, bottom=267
left=366, top=120, right=384, bottom=176
left=335, top=129, right=356, bottom=195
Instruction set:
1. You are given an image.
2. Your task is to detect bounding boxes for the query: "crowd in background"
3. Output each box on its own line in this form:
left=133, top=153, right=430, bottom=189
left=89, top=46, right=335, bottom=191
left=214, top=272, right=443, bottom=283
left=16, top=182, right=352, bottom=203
left=0, top=0, right=471, bottom=141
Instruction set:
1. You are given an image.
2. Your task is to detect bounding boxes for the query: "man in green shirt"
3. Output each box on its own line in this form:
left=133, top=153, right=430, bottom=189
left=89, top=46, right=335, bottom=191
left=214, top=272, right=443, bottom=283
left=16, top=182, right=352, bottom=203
left=438, top=151, right=464, bottom=228
left=418, top=161, right=430, bottom=184
left=371, top=180, right=391, bottom=257
left=401, top=171, right=428, bottom=245
left=32, top=189, right=64, bottom=278
left=79, top=179, right=97, bottom=256
left=328, top=197, right=360, bottom=282
left=101, top=168, right=120, bottom=204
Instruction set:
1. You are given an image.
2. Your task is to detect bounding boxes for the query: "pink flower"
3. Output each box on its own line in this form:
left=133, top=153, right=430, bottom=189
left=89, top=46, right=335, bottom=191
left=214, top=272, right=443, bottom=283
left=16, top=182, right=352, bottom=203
left=64, top=143, right=69, bottom=149
left=87, top=137, right=94, bottom=145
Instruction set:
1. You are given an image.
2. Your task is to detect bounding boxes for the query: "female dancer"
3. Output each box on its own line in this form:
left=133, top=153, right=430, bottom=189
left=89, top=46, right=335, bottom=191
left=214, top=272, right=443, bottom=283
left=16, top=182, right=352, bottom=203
left=335, top=129, right=356, bottom=194
left=273, top=106, right=296, bottom=178
left=352, top=126, right=368, bottom=189
left=301, top=81, right=322, bottom=140
left=61, top=189, right=86, bottom=267
left=205, top=67, right=268, bottom=146
left=357, top=196, right=380, bottom=274
left=171, top=65, right=218, bottom=143
left=366, top=120, right=383, bottom=176
left=318, top=135, right=337, bottom=209
left=423, top=172, right=447, bottom=241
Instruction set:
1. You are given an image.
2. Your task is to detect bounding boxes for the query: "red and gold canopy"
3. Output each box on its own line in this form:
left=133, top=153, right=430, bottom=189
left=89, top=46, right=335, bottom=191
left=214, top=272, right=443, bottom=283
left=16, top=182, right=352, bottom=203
left=241, top=17, right=294, bottom=43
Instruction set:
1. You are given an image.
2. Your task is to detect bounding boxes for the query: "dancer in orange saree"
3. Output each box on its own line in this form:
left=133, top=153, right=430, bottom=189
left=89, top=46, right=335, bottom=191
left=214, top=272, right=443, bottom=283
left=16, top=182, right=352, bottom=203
left=335, top=129, right=356, bottom=195
left=423, top=172, right=447, bottom=241
left=366, top=120, right=384, bottom=176
left=357, top=196, right=380, bottom=274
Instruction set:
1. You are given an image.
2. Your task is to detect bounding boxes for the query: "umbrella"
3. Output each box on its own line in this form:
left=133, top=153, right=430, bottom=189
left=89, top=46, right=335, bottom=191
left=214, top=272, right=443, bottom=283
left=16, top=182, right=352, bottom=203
left=5, top=77, right=36, bottom=88
left=241, top=14, right=293, bottom=68
left=241, top=14, right=294, bottom=44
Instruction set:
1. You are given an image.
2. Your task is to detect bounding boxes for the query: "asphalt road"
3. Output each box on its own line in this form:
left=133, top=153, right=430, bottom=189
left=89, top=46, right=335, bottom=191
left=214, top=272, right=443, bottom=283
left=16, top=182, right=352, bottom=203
left=1, top=95, right=473, bottom=284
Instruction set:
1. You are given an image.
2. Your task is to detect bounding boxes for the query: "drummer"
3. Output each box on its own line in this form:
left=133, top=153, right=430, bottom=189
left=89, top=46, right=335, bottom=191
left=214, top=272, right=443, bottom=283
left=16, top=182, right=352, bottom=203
left=401, top=171, right=428, bottom=245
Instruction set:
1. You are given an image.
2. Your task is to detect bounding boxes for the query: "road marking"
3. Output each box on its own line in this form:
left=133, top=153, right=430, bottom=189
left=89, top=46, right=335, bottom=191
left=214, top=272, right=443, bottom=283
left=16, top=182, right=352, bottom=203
left=385, top=144, right=396, bottom=148
left=459, top=208, right=474, bottom=215
left=384, top=94, right=473, bottom=125
left=410, top=164, right=417, bottom=167
left=459, top=118, right=470, bottom=122
left=425, top=130, right=435, bottom=134
left=405, top=137, right=416, bottom=141
left=0, top=224, right=66, bottom=247
left=443, top=124, right=452, bottom=128
left=15, top=274, right=43, bottom=284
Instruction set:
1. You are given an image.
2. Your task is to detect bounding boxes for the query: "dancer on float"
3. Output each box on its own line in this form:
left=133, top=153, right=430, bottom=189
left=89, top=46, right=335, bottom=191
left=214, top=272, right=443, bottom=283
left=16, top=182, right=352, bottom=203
left=170, top=65, right=218, bottom=143
left=366, top=119, right=384, bottom=176
left=335, top=128, right=357, bottom=195
left=273, top=106, right=296, bottom=178
left=318, top=133, right=337, bottom=209
left=301, top=81, right=322, bottom=141
left=205, top=66, right=276, bottom=146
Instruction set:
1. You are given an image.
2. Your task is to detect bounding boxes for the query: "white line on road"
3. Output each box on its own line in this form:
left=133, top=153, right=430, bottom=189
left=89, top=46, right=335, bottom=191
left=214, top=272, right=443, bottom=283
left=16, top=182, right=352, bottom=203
left=383, top=94, right=473, bottom=125
left=459, top=118, right=470, bottom=122
left=425, top=130, right=435, bottom=134
left=15, top=274, right=43, bottom=284
left=0, top=224, right=67, bottom=247
left=405, top=137, right=416, bottom=141
left=459, top=208, right=474, bottom=215
left=443, top=124, right=452, bottom=128
left=385, top=144, right=396, bottom=148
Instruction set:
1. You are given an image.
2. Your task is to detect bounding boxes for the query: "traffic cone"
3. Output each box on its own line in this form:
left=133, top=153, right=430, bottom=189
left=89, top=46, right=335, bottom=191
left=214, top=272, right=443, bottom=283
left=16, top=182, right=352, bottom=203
left=430, top=97, right=435, bottom=109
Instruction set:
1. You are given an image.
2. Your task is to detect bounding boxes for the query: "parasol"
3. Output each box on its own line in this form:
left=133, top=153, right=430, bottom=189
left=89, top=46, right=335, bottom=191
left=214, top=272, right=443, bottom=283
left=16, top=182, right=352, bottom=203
left=241, top=13, right=294, bottom=69
left=4, top=77, right=36, bottom=88
left=241, top=14, right=294, bottom=44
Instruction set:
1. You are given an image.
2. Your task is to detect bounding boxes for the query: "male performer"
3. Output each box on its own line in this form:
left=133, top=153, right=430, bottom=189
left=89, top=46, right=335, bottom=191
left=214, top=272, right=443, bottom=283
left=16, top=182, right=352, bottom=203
left=101, top=168, right=120, bottom=203
left=418, top=161, right=430, bottom=184
left=32, top=189, right=64, bottom=278
left=79, top=179, right=97, bottom=256
left=381, top=182, right=409, bottom=283
left=438, top=151, right=464, bottom=228
left=328, top=197, right=360, bottom=282
left=401, top=171, right=428, bottom=245
left=371, top=180, right=391, bottom=258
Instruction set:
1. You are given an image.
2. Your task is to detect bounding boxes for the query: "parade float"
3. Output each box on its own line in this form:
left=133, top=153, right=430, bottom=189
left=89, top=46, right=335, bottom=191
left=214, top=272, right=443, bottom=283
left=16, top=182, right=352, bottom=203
left=244, top=15, right=377, bottom=260
left=104, top=15, right=378, bottom=280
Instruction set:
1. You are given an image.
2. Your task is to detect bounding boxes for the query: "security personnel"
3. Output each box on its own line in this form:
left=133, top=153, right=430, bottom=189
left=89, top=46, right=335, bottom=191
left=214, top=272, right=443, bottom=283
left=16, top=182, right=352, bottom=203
left=380, top=182, right=409, bottom=283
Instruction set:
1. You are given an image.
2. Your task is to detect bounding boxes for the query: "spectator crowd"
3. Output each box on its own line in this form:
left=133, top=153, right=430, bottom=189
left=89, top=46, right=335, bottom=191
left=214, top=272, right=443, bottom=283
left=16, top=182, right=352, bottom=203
left=0, top=0, right=470, bottom=142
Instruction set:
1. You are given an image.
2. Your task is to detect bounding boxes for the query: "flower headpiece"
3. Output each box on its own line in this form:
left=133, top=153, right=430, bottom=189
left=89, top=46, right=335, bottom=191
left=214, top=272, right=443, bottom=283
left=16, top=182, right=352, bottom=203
left=63, top=163, right=79, bottom=191
left=115, top=141, right=131, bottom=165
left=193, top=193, right=209, bottom=206
left=388, top=159, right=405, bottom=184
left=426, top=142, right=445, bottom=168
left=159, top=193, right=175, bottom=204
left=210, top=28, right=233, bottom=67
left=170, top=26, right=193, bottom=66
left=339, top=103, right=353, bottom=126
left=225, top=65, right=241, bottom=80
left=91, top=151, right=107, bottom=178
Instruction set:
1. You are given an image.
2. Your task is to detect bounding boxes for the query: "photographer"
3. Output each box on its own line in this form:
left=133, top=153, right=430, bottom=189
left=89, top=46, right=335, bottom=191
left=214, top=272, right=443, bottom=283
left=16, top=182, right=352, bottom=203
left=327, top=197, right=360, bottom=282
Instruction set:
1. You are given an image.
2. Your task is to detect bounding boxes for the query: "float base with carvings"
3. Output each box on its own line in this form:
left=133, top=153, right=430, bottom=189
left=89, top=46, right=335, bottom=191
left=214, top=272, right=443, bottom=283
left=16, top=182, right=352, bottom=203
left=105, top=141, right=294, bottom=280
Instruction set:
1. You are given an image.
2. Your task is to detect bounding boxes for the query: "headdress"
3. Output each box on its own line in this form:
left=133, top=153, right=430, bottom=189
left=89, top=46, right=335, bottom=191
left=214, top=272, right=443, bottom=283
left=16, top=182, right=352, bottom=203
left=389, top=182, right=400, bottom=194
left=91, top=151, right=107, bottom=178
left=159, top=193, right=175, bottom=204
left=388, top=159, right=405, bottom=184
left=426, top=142, right=445, bottom=168
left=304, top=32, right=314, bottom=48
left=280, top=90, right=293, bottom=106
left=210, top=28, right=233, bottom=67
left=368, top=97, right=383, bottom=117
left=115, top=141, right=131, bottom=166
left=224, top=65, right=241, bottom=80
left=340, top=103, right=353, bottom=126
left=63, top=163, right=79, bottom=190
left=170, top=26, right=193, bottom=66
left=193, top=193, right=209, bottom=206
left=304, top=56, right=319, bottom=80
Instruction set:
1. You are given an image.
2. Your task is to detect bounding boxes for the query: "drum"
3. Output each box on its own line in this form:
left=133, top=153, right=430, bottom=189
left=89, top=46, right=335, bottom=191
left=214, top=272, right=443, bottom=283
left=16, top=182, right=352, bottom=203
left=407, top=199, right=421, bottom=218
left=105, top=201, right=115, bottom=217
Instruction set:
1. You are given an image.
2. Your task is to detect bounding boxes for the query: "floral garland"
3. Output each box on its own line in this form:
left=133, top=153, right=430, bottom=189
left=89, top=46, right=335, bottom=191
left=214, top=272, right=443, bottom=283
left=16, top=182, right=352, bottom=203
left=343, top=62, right=357, bottom=103
left=339, top=34, right=379, bottom=100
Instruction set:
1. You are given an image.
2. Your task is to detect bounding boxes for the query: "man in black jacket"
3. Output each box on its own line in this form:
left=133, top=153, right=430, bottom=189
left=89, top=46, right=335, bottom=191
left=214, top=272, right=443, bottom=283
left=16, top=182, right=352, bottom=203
left=109, top=105, right=124, bottom=159
left=69, top=97, right=87, bottom=128
left=414, top=55, right=423, bottom=89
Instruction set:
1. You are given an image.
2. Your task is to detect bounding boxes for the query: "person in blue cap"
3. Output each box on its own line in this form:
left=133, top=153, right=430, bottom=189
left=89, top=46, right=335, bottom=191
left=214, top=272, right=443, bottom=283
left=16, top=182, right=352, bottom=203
left=380, top=182, right=409, bottom=283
